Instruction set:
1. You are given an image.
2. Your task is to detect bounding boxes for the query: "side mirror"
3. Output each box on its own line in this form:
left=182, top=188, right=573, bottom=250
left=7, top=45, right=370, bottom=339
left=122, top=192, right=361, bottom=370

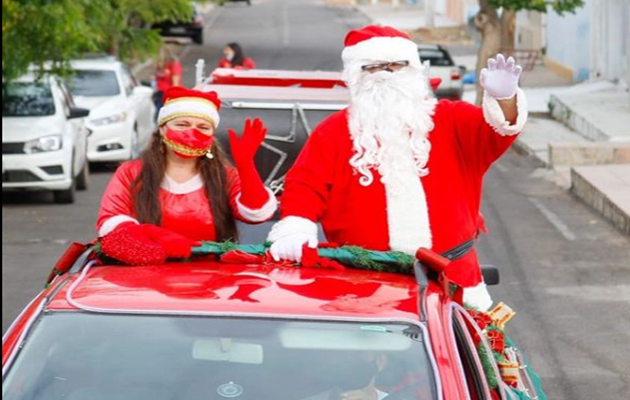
left=68, top=107, right=90, bottom=119
left=133, top=85, right=154, bottom=96
left=140, top=80, right=154, bottom=88
left=481, top=265, right=500, bottom=286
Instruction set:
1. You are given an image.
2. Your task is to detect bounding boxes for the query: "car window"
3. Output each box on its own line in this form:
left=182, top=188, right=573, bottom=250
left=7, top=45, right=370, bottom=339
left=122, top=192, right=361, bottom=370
left=3, top=314, right=439, bottom=400
left=2, top=82, right=56, bottom=117
left=418, top=48, right=455, bottom=67
left=67, top=70, right=121, bottom=97
left=452, top=308, right=493, bottom=400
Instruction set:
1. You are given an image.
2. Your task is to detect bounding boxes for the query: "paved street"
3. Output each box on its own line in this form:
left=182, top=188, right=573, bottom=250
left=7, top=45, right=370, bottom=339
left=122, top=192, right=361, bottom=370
left=3, top=1, right=630, bottom=399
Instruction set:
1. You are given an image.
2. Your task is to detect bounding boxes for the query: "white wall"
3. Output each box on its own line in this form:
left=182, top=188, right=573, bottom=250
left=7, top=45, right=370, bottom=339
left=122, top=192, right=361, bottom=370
left=545, top=0, right=592, bottom=81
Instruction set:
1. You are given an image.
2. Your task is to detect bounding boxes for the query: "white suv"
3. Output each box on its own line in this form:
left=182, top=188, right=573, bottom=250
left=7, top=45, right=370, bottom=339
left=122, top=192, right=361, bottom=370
left=2, top=75, right=90, bottom=204
left=68, top=58, right=156, bottom=162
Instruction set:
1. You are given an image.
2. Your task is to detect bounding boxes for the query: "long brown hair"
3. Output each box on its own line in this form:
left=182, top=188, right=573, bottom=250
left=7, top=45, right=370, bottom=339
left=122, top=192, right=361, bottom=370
left=132, top=129, right=238, bottom=242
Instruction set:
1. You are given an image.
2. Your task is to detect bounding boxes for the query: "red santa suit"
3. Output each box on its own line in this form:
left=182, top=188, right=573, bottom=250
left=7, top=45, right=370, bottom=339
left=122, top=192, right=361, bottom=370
left=269, top=26, right=527, bottom=289
left=97, top=160, right=277, bottom=241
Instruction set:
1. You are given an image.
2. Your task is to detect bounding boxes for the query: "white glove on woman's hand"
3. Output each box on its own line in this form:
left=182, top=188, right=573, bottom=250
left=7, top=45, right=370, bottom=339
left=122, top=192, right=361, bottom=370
left=267, top=216, right=319, bottom=263
left=270, top=234, right=318, bottom=263
left=480, top=54, right=523, bottom=100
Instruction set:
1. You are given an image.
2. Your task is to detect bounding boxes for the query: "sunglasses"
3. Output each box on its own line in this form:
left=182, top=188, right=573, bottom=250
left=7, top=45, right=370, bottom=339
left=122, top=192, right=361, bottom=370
left=361, top=60, right=410, bottom=73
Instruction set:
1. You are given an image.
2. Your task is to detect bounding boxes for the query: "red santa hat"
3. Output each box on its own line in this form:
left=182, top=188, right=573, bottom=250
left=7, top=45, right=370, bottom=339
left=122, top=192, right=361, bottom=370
left=342, top=25, right=421, bottom=68
left=157, top=87, right=221, bottom=128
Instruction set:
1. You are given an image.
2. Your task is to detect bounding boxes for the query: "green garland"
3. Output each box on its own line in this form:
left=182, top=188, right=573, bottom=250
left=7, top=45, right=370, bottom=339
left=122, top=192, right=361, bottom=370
left=192, top=241, right=416, bottom=274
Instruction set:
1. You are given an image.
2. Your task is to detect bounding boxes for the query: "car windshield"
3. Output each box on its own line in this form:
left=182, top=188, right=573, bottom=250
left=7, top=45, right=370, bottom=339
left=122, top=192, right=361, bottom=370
left=2, top=82, right=55, bottom=117
left=67, top=70, right=120, bottom=97
left=3, top=314, right=438, bottom=400
left=418, top=49, right=454, bottom=67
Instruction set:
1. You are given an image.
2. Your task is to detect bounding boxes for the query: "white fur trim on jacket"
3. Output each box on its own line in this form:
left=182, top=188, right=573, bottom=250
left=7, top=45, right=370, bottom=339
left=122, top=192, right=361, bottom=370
left=482, top=87, right=528, bottom=136
left=99, top=215, right=139, bottom=237
left=157, top=100, right=220, bottom=128
left=463, top=282, right=493, bottom=311
left=385, top=171, right=432, bottom=255
left=161, top=174, right=204, bottom=195
left=236, top=188, right=278, bottom=222
left=342, top=37, right=421, bottom=67
left=267, top=216, right=318, bottom=242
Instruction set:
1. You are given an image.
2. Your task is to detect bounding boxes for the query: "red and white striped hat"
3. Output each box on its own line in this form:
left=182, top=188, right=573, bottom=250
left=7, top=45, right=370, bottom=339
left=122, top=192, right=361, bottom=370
left=342, top=25, right=421, bottom=68
left=157, top=87, right=221, bottom=128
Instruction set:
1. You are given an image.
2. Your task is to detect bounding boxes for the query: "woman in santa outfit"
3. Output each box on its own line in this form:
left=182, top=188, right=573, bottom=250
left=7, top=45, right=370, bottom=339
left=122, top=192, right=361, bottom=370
left=97, top=86, right=277, bottom=265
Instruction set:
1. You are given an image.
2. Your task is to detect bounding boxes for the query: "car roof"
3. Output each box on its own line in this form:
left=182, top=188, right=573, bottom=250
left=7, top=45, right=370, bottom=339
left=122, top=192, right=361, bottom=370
left=47, top=261, right=421, bottom=321
left=70, top=58, right=122, bottom=71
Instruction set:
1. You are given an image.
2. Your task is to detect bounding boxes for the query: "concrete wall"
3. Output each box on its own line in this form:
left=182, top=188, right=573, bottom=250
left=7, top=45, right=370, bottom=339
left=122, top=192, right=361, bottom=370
left=590, top=0, right=628, bottom=84
left=545, top=0, right=591, bottom=82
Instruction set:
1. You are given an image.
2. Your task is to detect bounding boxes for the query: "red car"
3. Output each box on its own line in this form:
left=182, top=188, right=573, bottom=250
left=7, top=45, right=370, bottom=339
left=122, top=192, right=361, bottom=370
left=2, top=244, right=545, bottom=400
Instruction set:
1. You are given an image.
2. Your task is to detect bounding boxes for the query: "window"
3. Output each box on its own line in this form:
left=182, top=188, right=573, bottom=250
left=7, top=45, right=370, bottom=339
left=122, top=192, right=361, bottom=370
left=3, top=314, right=440, bottom=400
left=418, top=48, right=455, bottom=67
left=67, top=70, right=121, bottom=97
left=2, top=82, right=56, bottom=117
left=451, top=306, right=494, bottom=400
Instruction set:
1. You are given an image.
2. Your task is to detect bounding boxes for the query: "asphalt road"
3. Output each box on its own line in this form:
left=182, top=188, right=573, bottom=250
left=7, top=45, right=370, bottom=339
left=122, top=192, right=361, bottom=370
left=3, top=1, right=629, bottom=399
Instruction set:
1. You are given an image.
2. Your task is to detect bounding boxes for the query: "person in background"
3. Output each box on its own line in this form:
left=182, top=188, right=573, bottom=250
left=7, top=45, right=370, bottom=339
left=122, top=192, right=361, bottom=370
left=217, top=42, right=256, bottom=69
left=154, top=45, right=183, bottom=111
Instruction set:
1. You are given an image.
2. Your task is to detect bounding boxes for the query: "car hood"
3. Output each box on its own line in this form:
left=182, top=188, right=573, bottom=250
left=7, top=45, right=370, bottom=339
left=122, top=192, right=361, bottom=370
left=73, top=95, right=124, bottom=119
left=2, top=115, right=64, bottom=142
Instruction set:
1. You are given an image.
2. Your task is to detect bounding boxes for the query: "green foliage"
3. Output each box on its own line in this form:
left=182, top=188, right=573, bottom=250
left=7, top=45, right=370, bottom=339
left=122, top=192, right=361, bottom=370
left=488, top=0, right=584, bottom=14
left=3, top=0, right=193, bottom=81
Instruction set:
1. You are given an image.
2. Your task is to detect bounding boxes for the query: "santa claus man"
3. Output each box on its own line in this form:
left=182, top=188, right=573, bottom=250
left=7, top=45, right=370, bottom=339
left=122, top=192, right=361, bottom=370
left=267, top=26, right=527, bottom=309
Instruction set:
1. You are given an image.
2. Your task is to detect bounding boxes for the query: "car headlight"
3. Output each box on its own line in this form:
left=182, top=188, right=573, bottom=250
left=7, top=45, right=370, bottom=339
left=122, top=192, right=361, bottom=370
left=23, top=134, right=63, bottom=154
left=90, top=112, right=127, bottom=126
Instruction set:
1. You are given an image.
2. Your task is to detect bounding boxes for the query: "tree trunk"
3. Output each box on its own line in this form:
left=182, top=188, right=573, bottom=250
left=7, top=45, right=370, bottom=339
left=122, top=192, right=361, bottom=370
left=500, top=10, right=517, bottom=52
left=474, top=0, right=501, bottom=105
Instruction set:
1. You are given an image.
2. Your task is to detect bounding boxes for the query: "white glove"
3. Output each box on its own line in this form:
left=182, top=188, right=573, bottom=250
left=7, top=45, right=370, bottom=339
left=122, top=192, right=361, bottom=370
left=463, top=282, right=493, bottom=312
left=480, top=54, right=523, bottom=100
left=267, top=216, right=318, bottom=263
left=270, top=234, right=318, bottom=263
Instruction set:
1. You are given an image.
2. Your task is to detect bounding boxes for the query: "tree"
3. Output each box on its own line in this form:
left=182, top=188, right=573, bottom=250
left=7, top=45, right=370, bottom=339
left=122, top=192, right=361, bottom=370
left=2, top=0, right=192, bottom=81
left=474, top=0, right=584, bottom=103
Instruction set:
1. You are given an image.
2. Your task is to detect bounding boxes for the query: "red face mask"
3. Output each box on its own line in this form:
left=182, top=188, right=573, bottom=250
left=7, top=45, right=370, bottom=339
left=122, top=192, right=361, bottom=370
left=162, top=127, right=214, bottom=159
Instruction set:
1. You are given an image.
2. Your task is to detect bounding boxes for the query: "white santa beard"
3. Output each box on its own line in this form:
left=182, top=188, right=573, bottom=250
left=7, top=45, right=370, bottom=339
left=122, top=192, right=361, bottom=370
left=346, top=65, right=437, bottom=254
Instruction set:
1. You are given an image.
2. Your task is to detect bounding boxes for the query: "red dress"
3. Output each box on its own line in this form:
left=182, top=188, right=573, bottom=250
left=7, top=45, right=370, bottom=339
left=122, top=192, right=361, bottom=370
left=97, top=160, right=277, bottom=241
left=217, top=57, right=256, bottom=70
left=278, top=92, right=527, bottom=287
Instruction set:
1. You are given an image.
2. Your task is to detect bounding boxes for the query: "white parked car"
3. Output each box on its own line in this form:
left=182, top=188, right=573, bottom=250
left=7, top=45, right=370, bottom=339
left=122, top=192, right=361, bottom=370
left=68, top=58, right=156, bottom=162
left=2, top=75, right=91, bottom=204
left=418, top=44, right=465, bottom=101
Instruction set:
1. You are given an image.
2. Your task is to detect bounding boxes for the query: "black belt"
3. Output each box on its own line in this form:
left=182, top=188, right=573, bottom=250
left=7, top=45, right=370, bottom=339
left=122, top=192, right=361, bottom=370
left=440, top=238, right=475, bottom=261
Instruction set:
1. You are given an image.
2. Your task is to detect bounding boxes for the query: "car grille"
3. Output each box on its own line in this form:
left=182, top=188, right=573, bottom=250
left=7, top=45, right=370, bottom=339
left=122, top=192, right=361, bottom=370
left=2, top=170, right=42, bottom=183
left=2, top=143, right=25, bottom=154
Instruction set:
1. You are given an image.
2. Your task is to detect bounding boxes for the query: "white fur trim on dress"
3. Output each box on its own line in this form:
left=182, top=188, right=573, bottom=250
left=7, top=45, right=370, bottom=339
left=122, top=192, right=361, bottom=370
left=342, top=37, right=421, bottom=67
left=385, top=171, right=433, bottom=255
left=482, top=87, right=528, bottom=136
left=158, top=100, right=220, bottom=128
left=99, top=215, right=139, bottom=237
left=236, top=188, right=278, bottom=222
left=161, top=174, right=204, bottom=195
left=267, top=216, right=318, bottom=242
left=463, top=281, right=494, bottom=312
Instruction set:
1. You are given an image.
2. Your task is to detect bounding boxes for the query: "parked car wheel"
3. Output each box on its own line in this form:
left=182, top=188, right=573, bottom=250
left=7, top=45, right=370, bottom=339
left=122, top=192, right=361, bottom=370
left=53, top=175, right=76, bottom=204
left=76, top=160, right=90, bottom=191
left=193, top=29, right=204, bottom=45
